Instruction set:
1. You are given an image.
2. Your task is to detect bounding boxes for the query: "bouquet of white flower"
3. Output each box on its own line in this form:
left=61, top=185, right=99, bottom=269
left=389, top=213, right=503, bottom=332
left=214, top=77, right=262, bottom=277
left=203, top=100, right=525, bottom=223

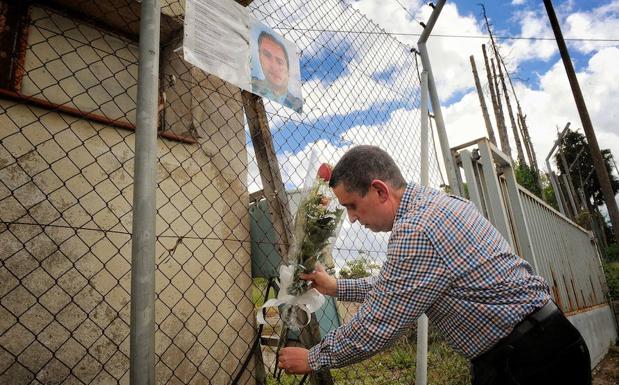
left=286, top=163, right=343, bottom=295
left=256, top=163, right=343, bottom=330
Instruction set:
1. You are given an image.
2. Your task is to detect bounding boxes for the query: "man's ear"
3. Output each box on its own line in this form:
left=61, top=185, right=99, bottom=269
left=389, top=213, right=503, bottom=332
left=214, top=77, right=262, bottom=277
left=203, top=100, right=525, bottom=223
left=370, top=180, right=390, bottom=203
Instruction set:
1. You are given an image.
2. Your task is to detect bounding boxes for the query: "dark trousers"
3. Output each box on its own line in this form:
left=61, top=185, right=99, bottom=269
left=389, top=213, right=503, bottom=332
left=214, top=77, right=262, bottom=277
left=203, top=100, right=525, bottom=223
left=471, top=302, right=591, bottom=385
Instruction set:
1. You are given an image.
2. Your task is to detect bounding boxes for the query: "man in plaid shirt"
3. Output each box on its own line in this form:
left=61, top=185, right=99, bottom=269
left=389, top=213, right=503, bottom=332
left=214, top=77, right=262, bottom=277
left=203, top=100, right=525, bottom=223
left=278, top=145, right=591, bottom=385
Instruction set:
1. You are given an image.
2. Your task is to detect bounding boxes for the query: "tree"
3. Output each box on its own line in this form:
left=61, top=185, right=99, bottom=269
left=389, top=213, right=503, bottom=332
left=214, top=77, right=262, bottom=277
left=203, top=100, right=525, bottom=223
left=538, top=173, right=559, bottom=211
left=339, top=253, right=380, bottom=279
left=555, top=129, right=619, bottom=208
left=515, top=161, right=542, bottom=198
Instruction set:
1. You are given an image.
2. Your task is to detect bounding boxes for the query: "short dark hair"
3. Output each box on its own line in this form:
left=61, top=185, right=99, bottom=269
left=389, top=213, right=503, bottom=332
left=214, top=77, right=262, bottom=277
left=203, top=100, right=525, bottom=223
left=257, top=31, right=289, bottom=69
left=329, top=145, right=407, bottom=196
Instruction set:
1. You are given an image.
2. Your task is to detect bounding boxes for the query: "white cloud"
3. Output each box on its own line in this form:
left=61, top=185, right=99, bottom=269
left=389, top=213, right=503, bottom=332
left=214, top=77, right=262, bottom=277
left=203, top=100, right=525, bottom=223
left=443, top=47, right=619, bottom=185
left=564, top=1, right=619, bottom=54
left=499, top=9, right=557, bottom=71
left=495, top=0, right=619, bottom=76
left=346, top=1, right=487, bottom=101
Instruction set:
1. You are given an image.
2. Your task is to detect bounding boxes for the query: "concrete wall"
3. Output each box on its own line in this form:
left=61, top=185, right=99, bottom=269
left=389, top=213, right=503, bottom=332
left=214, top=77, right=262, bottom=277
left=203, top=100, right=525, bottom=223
left=0, top=4, right=256, bottom=384
left=22, top=6, right=138, bottom=126
left=568, top=305, right=618, bottom=368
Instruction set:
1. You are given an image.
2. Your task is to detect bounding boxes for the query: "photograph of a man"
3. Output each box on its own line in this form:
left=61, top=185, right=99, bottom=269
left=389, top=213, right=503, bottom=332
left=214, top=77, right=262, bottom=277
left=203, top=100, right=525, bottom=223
left=250, top=23, right=303, bottom=112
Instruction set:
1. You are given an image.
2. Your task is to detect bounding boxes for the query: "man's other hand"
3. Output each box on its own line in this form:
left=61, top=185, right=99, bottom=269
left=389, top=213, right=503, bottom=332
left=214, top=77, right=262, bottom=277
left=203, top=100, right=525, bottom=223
left=300, top=263, right=337, bottom=296
left=278, top=347, right=312, bottom=374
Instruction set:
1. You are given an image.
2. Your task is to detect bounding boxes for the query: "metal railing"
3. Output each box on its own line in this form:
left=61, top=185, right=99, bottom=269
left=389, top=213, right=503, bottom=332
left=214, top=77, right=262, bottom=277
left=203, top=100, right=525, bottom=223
left=453, top=138, right=608, bottom=315
left=518, top=185, right=607, bottom=312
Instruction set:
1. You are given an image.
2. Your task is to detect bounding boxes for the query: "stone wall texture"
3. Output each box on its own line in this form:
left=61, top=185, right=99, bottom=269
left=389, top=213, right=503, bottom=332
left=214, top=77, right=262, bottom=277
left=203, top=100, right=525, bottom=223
left=0, top=4, right=255, bottom=384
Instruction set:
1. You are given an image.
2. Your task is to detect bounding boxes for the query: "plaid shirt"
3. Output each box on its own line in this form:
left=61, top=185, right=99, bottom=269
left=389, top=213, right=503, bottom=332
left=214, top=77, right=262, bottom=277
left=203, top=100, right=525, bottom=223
left=308, top=183, right=550, bottom=369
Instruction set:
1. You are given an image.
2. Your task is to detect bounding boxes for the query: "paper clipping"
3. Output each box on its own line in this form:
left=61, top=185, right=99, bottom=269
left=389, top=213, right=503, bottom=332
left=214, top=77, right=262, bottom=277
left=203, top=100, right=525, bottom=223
left=183, top=0, right=303, bottom=112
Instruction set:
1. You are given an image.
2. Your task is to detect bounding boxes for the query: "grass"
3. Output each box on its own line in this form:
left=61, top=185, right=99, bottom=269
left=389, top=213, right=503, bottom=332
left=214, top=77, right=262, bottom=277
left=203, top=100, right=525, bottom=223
left=253, top=277, right=277, bottom=307
left=266, top=335, right=470, bottom=385
left=254, top=279, right=470, bottom=384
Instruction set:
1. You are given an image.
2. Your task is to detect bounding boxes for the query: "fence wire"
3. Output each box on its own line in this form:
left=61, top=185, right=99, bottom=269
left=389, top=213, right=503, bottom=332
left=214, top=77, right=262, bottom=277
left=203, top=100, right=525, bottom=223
left=0, top=0, right=445, bottom=384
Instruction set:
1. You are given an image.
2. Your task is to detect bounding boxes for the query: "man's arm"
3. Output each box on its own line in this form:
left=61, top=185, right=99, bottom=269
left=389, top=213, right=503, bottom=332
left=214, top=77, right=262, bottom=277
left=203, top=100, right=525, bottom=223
left=301, top=264, right=378, bottom=302
left=306, top=224, right=451, bottom=370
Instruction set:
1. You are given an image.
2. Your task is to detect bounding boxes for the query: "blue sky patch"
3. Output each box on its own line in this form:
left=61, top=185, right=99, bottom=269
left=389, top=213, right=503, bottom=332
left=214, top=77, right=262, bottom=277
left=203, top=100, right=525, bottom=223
left=300, top=33, right=355, bottom=85
left=268, top=100, right=412, bottom=153
left=370, top=64, right=398, bottom=84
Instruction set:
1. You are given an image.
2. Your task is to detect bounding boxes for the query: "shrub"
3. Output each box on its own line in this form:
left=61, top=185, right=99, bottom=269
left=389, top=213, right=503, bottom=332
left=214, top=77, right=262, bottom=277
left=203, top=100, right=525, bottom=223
left=515, top=162, right=542, bottom=197
left=604, top=262, right=619, bottom=299
left=605, top=243, right=619, bottom=262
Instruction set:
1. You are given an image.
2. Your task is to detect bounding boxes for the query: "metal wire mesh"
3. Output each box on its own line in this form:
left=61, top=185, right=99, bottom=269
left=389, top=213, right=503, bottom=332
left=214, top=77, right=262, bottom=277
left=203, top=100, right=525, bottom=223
left=0, top=0, right=445, bottom=384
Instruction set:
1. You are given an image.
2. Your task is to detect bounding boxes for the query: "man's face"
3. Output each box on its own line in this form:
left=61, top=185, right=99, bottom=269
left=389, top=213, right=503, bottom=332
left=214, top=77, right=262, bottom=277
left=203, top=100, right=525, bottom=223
left=333, top=183, right=393, bottom=232
left=258, top=37, right=289, bottom=93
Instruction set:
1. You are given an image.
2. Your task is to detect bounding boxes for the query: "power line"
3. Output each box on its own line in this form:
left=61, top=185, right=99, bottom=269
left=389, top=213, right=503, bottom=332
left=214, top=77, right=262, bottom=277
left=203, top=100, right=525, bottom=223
left=392, top=0, right=424, bottom=24
left=279, top=26, right=619, bottom=42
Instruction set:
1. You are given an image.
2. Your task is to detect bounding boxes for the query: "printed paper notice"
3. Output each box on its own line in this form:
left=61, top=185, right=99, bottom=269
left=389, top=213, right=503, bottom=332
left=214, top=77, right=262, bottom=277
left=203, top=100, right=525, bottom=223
left=183, top=0, right=303, bottom=112
left=183, top=0, right=251, bottom=91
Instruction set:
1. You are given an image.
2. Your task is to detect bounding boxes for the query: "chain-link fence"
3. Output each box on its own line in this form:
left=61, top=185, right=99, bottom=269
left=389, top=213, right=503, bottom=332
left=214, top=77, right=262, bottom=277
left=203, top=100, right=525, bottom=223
left=0, top=0, right=446, bottom=384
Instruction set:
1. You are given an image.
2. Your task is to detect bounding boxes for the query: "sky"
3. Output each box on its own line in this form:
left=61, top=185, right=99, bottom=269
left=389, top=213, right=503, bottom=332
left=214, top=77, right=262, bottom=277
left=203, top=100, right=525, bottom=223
left=345, top=0, right=619, bottom=187
left=248, top=0, right=619, bottom=194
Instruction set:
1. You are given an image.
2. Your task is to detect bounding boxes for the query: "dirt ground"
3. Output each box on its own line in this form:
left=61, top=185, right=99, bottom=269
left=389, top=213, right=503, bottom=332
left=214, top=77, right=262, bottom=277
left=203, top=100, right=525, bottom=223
left=592, top=346, right=619, bottom=385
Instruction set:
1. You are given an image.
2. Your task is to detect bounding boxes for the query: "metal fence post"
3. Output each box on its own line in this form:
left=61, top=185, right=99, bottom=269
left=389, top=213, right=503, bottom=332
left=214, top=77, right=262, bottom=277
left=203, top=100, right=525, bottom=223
left=130, top=0, right=160, bottom=384
left=501, top=161, right=538, bottom=270
left=477, top=140, right=515, bottom=248
left=417, top=0, right=460, bottom=195
left=460, top=150, right=484, bottom=211
left=416, top=70, right=430, bottom=385
left=545, top=123, right=571, bottom=216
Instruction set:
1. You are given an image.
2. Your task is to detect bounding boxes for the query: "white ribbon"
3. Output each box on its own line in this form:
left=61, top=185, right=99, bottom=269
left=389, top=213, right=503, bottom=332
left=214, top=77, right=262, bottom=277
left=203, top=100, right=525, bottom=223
left=256, top=264, right=325, bottom=327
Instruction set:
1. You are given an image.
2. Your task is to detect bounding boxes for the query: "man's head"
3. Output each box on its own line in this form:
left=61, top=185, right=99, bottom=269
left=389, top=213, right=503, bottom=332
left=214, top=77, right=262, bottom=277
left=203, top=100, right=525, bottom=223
left=329, top=145, right=407, bottom=232
left=257, top=32, right=289, bottom=95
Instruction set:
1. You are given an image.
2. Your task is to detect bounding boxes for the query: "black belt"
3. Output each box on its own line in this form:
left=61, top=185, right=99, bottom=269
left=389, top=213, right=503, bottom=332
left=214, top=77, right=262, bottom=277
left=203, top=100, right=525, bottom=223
left=473, top=301, right=562, bottom=364
left=508, top=301, right=560, bottom=341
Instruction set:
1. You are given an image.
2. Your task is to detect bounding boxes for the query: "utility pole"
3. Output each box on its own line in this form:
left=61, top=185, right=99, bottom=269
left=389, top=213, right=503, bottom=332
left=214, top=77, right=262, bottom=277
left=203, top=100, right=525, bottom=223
left=491, top=58, right=511, bottom=157
left=544, top=0, right=619, bottom=236
left=482, top=44, right=503, bottom=148
left=557, top=132, right=580, bottom=214
left=481, top=4, right=522, bottom=163
left=495, top=36, right=538, bottom=171
left=518, top=113, right=538, bottom=171
left=497, top=54, right=526, bottom=165
left=611, top=154, right=619, bottom=180
left=470, top=55, right=496, bottom=145
left=501, top=61, right=538, bottom=171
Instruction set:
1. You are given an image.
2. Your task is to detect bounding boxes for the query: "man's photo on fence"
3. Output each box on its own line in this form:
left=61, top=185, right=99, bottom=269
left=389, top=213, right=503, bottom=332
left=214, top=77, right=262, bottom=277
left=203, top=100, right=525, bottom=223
left=250, top=19, right=303, bottom=113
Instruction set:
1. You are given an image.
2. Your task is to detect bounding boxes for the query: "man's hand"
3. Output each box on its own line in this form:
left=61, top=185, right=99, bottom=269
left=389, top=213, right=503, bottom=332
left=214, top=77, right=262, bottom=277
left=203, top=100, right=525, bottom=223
left=278, top=347, right=312, bottom=374
left=300, top=263, right=337, bottom=297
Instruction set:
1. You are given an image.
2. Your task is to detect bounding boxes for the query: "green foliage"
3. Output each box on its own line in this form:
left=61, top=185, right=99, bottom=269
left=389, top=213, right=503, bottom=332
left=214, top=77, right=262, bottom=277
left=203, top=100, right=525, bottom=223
left=389, top=344, right=415, bottom=369
left=269, top=335, right=471, bottom=385
left=603, top=262, right=619, bottom=299
left=555, top=129, right=619, bottom=207
left=461, top=182, right=469, bottom=199
left=574, top=210, right=593, bottom=230
left=339, top=255, right=380, bottom=279
left=515, top=162, right=542, bottom=197
left=252, top=277, right=276, bottom=307
left=265, top=373, right=298, bottom=385
left=540, top=174, right=559, bottom=211
left=288, top=180, right=344, bottom=296
left=605, top=243, right=619, bottom=262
